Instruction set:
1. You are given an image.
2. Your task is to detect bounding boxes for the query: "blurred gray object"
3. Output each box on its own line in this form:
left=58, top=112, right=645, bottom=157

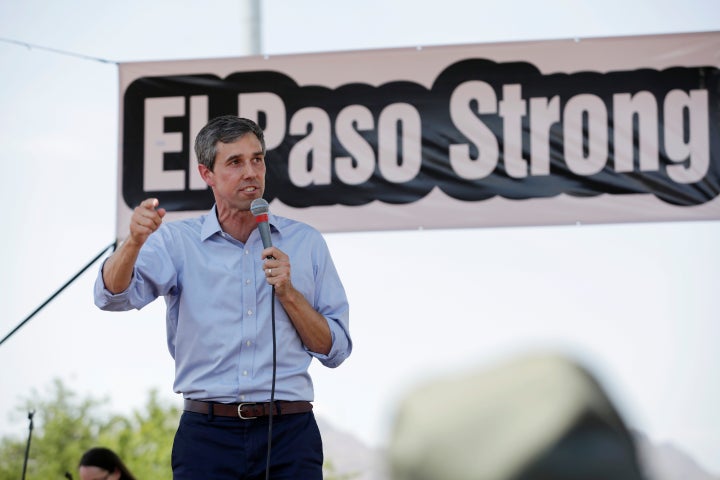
left=388, top=353, right=646, bottom=480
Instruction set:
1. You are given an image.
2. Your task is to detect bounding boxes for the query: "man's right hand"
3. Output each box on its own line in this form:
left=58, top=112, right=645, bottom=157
left=102, top=198, right=166, bottom=294
left=128, top=198, right=166, bottom=246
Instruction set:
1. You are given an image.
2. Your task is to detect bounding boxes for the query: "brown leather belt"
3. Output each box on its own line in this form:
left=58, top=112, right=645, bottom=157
left=184, top=399, right=313, bottom=419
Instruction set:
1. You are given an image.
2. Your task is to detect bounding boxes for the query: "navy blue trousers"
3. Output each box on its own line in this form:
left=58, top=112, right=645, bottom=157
left=171, top=410, right=323, bottom=479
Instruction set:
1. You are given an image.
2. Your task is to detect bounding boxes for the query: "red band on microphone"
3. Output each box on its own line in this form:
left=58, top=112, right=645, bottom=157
left=255, top=213, right=269, bottom=223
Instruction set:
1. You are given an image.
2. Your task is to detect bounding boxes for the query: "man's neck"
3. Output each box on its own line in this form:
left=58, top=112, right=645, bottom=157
left=216, top=207, right=256, bottom=243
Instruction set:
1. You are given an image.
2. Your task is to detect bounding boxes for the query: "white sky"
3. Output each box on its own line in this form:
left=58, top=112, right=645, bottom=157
left=0, top=0, right=719, bottom=474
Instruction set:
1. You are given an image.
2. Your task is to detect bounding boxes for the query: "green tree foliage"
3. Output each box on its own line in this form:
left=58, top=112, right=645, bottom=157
left=0, top=379, right=356, bottom=479
left=0, top=379, right=178, bottom=480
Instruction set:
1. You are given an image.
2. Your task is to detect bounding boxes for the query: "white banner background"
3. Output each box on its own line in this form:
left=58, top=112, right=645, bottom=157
left=116, top=31, right=720, bottom=241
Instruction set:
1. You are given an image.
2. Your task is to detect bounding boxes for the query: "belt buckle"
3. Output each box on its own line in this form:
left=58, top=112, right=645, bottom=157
left=237, top=402, right=257, bottom=420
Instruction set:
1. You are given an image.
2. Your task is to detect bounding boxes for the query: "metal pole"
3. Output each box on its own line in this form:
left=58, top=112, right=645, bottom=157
left=21, top=410, right=34, bottom=480
left=239, top=0, right=263, bottom=55
left=249, top=0, right=262, bottom=55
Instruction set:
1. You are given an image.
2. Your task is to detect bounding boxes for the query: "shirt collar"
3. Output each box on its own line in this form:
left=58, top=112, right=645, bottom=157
left=200, top=204, right=280, bottom=241
left=200, top=205, right=221, bottom=241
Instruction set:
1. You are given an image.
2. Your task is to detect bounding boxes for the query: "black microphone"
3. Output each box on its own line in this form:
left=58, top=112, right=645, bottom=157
left=250, top=198, right=273, bottom=250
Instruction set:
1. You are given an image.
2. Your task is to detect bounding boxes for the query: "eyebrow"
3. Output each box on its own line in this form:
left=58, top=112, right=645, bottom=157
left=224, top=151, right=265, bottom=164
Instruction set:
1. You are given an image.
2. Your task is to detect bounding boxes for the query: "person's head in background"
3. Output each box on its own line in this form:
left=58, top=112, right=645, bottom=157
left=78, top=447, right=136, bottom=480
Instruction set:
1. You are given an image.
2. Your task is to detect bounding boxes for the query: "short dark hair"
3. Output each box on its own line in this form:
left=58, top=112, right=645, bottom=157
left=194, top=115, right=266, bottom=171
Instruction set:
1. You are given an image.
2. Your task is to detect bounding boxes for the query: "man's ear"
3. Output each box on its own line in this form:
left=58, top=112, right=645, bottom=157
left=198, top=164, right=214, bottom=187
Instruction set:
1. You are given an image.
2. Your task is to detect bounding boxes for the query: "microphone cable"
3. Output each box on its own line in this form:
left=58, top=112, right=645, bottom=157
left=250, top=199, right=278, bottom=479
left=265, top=285, right=277, bottom=480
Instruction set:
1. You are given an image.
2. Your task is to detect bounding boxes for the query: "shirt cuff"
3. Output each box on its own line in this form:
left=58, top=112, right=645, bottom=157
left=306, top=317, right=351, bottom=368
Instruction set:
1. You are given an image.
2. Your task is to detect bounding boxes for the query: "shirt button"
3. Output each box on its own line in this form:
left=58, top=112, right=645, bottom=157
left=240, top=395, right=246, bottom=401
left=245, top=279, right=251, bottom=285
left=246, top=340, right=252, bottom=346
left=243, top=370, right=248, bottom=376
left=244, top=249, right=249, bottom=255
left=247, top=309, right=253, bottom=316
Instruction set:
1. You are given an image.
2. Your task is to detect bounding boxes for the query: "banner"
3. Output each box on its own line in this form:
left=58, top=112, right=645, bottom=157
left=116, top=31, right=720, bottom=240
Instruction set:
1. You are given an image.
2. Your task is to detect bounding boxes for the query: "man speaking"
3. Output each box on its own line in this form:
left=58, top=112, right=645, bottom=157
left=94, top=115, right=352, bottom=479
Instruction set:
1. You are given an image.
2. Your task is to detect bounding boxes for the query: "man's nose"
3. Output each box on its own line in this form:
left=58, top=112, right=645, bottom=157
left=239, top=162, right=258, bottom=177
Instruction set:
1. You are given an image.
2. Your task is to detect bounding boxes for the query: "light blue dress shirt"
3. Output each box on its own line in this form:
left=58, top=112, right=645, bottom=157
left=94, top=206, right=351, bottom=403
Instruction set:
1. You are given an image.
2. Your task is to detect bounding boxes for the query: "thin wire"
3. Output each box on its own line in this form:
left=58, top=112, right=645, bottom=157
left=0, top=37, right=118, bottom=64
left=0, top=241, right=117, bottom=348
left=265, top=286, right=277, bottom=480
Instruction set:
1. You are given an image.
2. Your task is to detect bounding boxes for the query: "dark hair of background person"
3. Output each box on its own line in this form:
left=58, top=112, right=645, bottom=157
left=78, top=447, right=137, bottom=480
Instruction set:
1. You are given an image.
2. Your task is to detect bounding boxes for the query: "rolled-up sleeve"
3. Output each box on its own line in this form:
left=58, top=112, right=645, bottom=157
left=93, top=259, right=136, bottom=310
left=93, top=231, right=176, bottom=312
left=308, top=313, right=352, bottom=368
left=305, top=237, right=352, bottom=368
